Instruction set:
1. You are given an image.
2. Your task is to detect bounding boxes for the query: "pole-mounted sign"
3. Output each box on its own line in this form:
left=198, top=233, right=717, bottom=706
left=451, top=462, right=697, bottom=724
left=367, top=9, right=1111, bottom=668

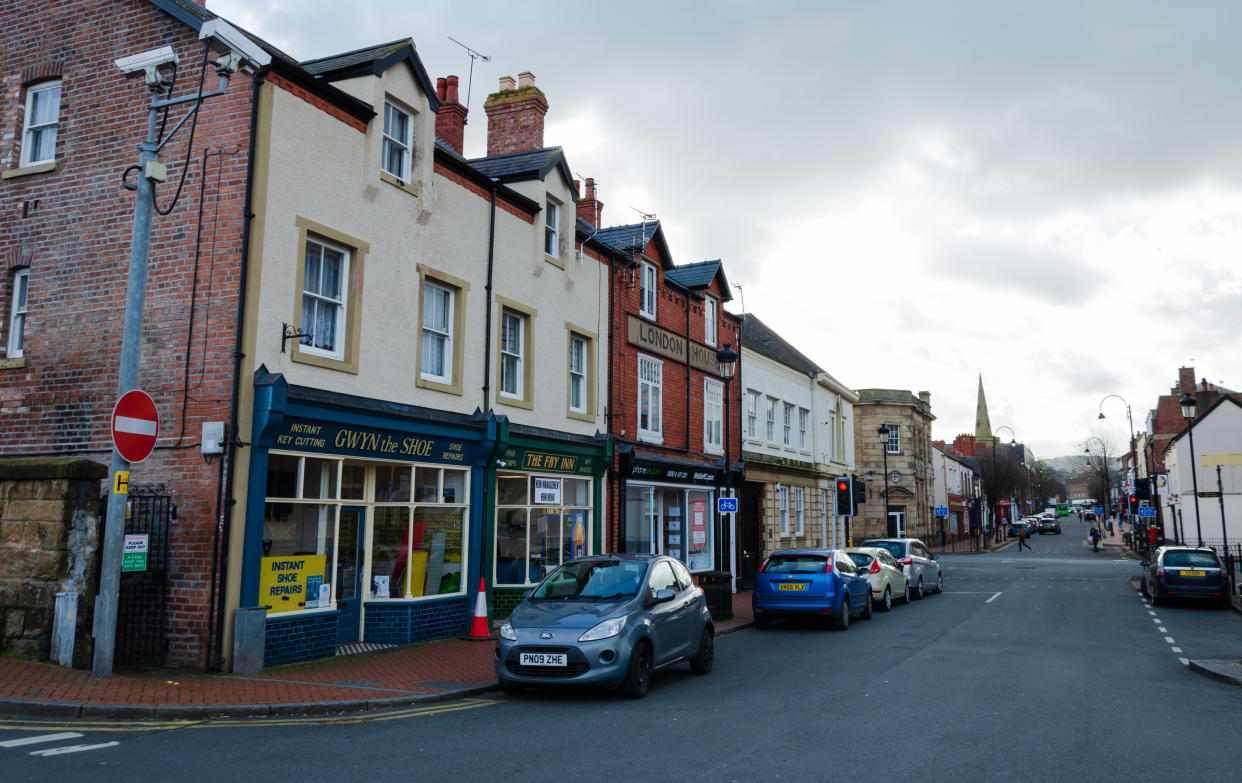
left=111, top=389, right=159, bottom=463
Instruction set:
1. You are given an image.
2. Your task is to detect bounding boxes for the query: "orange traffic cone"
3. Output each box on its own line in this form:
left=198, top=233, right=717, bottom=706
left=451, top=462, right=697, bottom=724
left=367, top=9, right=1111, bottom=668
left=464, top=577, right=492, bottom=641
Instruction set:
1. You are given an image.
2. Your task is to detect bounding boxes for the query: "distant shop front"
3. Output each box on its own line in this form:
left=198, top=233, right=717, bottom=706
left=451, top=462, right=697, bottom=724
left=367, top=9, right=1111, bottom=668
left=618, top=449, right=726, bottom=575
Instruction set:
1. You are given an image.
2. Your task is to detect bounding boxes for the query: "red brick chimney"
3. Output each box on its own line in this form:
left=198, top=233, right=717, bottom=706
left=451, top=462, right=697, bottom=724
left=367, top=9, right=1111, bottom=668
left=435, top=75, right=468, bottom=155
left=576, top=177, right=603, bottom=227
left=1178, top=366, right=1195, bottom=394
left=484, top=71, right=548, bottom=157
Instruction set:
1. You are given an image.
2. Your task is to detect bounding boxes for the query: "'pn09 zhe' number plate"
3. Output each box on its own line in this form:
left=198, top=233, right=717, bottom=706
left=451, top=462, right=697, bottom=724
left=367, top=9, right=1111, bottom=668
left=520, top=652, right=567, bottom=666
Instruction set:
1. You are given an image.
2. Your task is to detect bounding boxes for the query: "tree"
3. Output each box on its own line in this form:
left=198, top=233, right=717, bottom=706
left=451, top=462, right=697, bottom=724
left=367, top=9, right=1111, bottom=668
left=1079, top=435, right=1119, bottom=510
left=1029, top=461, right=1066, bottom=507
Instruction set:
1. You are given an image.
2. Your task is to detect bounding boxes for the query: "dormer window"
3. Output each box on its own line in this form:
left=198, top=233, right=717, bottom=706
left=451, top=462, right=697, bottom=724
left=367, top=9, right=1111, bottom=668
left=382, top=101, right=412, bottom=182
left=639, top=260, right=657, bottom=319
left=704, top=295, right=717, bottom=346
left=544, top=198, right=560, bottom=257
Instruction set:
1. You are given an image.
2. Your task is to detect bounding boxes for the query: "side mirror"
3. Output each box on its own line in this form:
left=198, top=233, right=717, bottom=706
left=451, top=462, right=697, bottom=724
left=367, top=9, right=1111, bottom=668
left=652, top=588, right=676, bottom=605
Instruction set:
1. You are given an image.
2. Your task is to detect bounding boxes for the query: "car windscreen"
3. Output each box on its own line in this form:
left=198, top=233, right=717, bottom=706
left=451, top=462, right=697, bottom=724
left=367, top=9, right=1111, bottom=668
left=864, top=541, right=904, bottom=558
left=847, top=553, right=874, bottom=568
left=765, top=554, right=829, bottom=574
left=1162, top=551, right=1220, bottom=568
left=531, top=560, right=646, bottom=600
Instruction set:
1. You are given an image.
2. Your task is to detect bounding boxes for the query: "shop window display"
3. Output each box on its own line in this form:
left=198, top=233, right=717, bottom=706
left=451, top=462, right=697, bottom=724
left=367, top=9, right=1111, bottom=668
left=494, top=474, right=591, bottom=586
left=623, top=485, right=715, bottom=572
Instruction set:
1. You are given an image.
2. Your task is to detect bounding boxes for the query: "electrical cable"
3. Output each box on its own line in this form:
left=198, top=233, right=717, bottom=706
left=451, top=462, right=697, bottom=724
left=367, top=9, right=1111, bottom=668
left=154, top=41, right=210, bottom=216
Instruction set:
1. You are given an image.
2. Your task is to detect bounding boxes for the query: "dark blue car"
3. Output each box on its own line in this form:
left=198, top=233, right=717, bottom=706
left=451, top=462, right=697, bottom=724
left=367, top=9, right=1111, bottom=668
left=752, top=548, right=874, bottom=630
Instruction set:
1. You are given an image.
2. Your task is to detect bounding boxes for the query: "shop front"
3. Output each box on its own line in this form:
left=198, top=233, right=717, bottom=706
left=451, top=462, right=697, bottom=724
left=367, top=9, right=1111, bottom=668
left=487, top=428, right=610, bottom=618
left=242, top=372, right=494, bottom=666
left=619, top=450, right=727, bottom=576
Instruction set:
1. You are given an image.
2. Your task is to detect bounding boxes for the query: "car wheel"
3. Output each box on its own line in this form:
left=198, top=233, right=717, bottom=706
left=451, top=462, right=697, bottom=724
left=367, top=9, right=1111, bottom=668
left=689, top=627, right=714, bottom=674
left=879, top=586, right=893, bottom=612
left=619, top=641, right=653, bottom=699
left=1150, top=589, right=1164, bottom=607
left=832, top=596, right=851, bottom=630
left=861, top=592, right=874, bottom=621
left=500, top=681, right=525, bottom=696
left=899, top=581, right=911, bottom=604
left=912, top=577, right=925, bottom=600
left=934, top=572, right=944, bottom=594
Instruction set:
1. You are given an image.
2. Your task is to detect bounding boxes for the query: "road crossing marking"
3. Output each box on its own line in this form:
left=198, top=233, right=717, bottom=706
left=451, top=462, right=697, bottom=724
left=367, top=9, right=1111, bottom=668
left=1170, top=647, right=1182, bottom=653
left=0, top=732, right=82, bottom=748
left=1164, top=636, right=1175, bottom=643
left=29, top=741, right=119, bottom=756
left=985, top=592, right=1002, bottom=603
left=1179, top=657, right=1189, bottom=665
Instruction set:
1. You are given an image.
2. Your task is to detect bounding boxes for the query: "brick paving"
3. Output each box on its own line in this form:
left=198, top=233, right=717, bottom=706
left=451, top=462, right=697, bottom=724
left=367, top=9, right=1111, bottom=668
left=0, top=591, right=754, bottom=717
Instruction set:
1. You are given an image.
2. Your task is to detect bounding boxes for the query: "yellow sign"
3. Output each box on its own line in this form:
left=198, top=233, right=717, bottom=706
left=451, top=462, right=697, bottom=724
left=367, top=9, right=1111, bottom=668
left=259, top=555, right=326, bottom=614
left=113, top=471, right=129, bottom=495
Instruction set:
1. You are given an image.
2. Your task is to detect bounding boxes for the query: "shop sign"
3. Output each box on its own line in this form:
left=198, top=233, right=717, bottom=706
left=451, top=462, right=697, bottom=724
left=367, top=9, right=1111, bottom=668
left=495, top=445, right=600, bottom=475
left=691, top=500, right=708, bottom=546
left=259, top=555, right=326, bottom=614
left=121, top=534, right=148, bottom=572
left=628, top=461, right=720, bottom=486
left=627, top=315, right=724, bottom=376
left=272, top=419, right=478, bottom=465
left=534, top=477, right=562, bottom=504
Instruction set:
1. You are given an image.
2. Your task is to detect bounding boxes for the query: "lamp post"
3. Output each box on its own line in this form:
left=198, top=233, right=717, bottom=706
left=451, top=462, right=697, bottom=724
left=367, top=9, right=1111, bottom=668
left=716, top=344, right=738, bottom=579
left=1098, top=394, right=1136, bottom=524
left=993, top=425, right=1016, bottom=543
left=1179, top=392, right=1204, bottom=546
left=878, top=425, right=891, bottom=537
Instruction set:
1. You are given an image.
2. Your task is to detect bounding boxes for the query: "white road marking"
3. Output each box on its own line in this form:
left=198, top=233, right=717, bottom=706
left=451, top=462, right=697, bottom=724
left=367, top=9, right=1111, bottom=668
left=1152, top=618, right=1161, bottom=623
left=986, top=592, right=1002, bottom=604
left=29, top=742, right=119, bottom=757
left=0, top=733, right=83, bottom=748
left=1179, top=657, right=1189, bottom=665
left=1164, top=636, right=1175, bottom=643
left=1147, top=610, right=1156, bottom=615
left=1171, top=647, right=1182, bottom=653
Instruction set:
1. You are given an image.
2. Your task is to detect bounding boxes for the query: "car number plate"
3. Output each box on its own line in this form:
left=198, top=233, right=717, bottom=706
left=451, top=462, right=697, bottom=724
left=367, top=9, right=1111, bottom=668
left=1181, top=570, right=1206, bottom=576
left=520, top=652, right=566, bottom=666
left=777, top=583, right=806, bottom=591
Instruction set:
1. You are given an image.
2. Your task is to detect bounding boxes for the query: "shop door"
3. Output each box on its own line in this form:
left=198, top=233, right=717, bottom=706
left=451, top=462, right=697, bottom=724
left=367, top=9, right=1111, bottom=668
left=887, top=508, right=906, bottom=538
left=739, top=483, right=762, bottom=590
left=335, top=508, right=365, bottom=644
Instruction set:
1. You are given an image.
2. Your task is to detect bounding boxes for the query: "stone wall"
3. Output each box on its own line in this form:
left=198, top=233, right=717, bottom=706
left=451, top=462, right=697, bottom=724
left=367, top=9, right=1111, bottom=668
left=0, top=458, right=105, bottom=666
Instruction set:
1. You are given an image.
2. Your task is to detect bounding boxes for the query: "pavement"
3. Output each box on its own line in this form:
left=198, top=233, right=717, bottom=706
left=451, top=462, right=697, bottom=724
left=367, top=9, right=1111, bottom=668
left=0, top=589, right=756, bottom=718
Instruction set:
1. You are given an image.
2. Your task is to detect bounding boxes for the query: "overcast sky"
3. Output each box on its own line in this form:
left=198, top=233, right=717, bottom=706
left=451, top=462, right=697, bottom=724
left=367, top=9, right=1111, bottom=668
left=211, top=0, right=1242, bottom=460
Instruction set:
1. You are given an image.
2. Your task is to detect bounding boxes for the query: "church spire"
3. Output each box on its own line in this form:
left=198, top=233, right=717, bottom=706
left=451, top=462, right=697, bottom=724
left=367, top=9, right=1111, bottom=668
left=975, top=374, right=993, bottom=442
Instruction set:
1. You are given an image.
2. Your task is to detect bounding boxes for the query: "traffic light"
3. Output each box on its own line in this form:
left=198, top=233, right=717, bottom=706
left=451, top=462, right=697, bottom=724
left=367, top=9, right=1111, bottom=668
left=1128, top=494, right=1137, bottom=508
left=835, top=477, right=853, bottom=516
left=852, top=477, right=867, bottom=516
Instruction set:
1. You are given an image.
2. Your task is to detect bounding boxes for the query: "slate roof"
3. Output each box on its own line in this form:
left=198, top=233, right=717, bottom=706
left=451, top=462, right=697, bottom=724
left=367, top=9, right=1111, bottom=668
left=740, top=313, right=820, bottom=376
left=594, top=221, right=662, bottom=257
left=468, top=147, right=573, bottom=188
left=149, top=0, right=300, bottom=66
left=300, top=38, right=439, bottom=112
left=665, top=259, right=732, bottom=302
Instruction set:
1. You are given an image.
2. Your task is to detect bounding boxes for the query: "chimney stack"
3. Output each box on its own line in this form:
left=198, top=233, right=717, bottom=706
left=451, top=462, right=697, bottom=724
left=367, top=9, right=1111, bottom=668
left=1178, top=366, right=1195, bottom=394
left=576, top=177, right=603, bottom=228
left=434, top=75, right=468, bottom=155
left=484, top=72, right=548, bottom=157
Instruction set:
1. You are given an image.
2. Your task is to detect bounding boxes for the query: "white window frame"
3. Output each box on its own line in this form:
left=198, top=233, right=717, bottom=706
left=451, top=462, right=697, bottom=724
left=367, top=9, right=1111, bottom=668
left=301, top=236, right=349, bottom=361
left=703, top=295, right=717, bottom=347
left=21, top=81, right=60, bottom=167
left=638, top=354, right=663, bottom=442
left=499, top=309, right=525, bottom=400
left=568, top=333, right=587, bottom=413
left=420, top=279, right=453, bottom=383
left=703, top=378, right=723, bottom=454
left=544, top=198, right=560, bottom=257
left=639, top=261, right=657, bottom=319
left=7, top=269, right=30, bottom=358
left=795, top=486, right=805, bottom=537
left=766, top=397, right=778, bottom=443
left=783, top=403, right=794, bottom=447
left=778, top=485, right=789, bottom=536
left=382, top=101, right=412, bottom=182
left=798, top=408, right=809, bottom=450
left=746, top=390, right=758, bottom=440
left=886, top=424, right=901, bottom=454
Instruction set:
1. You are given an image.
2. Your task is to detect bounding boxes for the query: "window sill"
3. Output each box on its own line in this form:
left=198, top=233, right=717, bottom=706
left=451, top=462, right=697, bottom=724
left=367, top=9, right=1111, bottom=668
left=638, top=310, right=657, bottom=322
left=496, top=393, right=534, bottom=411
left=544, top=253, right=565, bottom=270
left=2, top=161, right=56, bottom=180
left=637, top=432, right=663, bottom=446
left=566, top=409, right=594, bottom=423
left=380, top=170, right=420, bottom=197
left=0, top=356, right=28, bottom=370
left=704, top=447, right=723, bottom=456
left=416, top=375, right=463, bottom=396
left=291, top=348, right=359, bottom=375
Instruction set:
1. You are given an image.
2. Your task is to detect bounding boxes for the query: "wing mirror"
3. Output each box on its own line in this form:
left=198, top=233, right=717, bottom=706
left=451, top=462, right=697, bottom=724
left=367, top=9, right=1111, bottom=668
left=650, top=588, right=676, bottom=606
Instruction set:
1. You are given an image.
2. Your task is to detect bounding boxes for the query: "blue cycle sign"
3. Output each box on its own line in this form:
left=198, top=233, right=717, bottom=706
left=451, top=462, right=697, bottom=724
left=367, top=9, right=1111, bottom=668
left=1094, top=508, right=1104, bottom=516
left=1138, top=507, right=1157, bottom=517
left=934, top=506, right=948, bottom=517
left=717, top=497, right=738, bottom=514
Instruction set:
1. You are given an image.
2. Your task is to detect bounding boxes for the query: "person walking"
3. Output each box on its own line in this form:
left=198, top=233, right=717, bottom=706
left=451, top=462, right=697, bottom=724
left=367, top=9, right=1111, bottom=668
left=1017, top=524, right=1032, bottom=552
left=1089, top=526, right=1100, bottom=552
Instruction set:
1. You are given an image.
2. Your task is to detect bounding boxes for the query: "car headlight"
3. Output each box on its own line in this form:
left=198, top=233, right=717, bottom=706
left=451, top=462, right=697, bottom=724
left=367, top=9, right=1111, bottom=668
left=579, top=615, right=627, bottom=642
left=498, top=620, right=517, bottom=641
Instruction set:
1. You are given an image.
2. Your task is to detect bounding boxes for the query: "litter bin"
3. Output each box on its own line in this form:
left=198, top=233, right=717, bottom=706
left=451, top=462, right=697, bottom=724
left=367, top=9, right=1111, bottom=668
left=698, top=570, right=733, bottom=621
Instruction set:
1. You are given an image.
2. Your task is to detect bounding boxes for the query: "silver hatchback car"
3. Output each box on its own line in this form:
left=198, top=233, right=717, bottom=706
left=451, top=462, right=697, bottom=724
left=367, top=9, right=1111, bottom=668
left=495, top=554, right=715, bottom=698
left=860, top=538, right=943, bottom=599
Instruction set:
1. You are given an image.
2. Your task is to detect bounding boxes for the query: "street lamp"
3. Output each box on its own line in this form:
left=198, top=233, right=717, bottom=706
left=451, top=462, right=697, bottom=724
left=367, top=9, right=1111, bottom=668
left=1098, top=394, right=1136, bottom=522
left=1179, top=392, right=1204, bottom=546
left=993, top=425, right=1016, bottom=542
left=716, top=344, right=738, bottom=578
left=878, top=425, right=891, bottom=537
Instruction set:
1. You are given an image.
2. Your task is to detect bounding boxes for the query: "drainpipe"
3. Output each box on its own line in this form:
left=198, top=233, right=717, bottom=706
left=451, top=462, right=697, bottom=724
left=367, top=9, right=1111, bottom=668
left=684, top=292, right=692, bottom=450
left=482, top=179, right=498, bottom=411
left=606, top=256, right=618, bottom=551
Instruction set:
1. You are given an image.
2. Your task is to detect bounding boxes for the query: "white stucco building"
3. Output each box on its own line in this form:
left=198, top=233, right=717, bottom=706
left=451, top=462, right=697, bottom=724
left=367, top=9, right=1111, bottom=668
left=1160, top=395, right=1242, bottom=547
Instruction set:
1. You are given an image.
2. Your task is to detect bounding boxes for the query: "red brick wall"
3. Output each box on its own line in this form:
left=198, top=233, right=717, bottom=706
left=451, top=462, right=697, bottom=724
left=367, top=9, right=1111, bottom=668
left=483, top=88, right=547, bottom=157
left=0, top=0, right=254, bottom=667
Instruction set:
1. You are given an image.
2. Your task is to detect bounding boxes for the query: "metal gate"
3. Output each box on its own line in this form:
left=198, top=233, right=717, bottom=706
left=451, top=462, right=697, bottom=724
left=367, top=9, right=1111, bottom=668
left=94, top=485, right=172, bottom=667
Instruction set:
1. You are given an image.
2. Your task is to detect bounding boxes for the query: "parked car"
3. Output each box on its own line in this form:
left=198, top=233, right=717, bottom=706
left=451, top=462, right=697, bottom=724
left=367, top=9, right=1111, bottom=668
left=1141, top=547, right=1232, bottom=607
left=1009, top=520, right=1032, bottom=539
left=1082, top=510, right=1096, bottom=521
left=495, top=554, right=714, bottom=699
left=845, top=546, right=910, bottom=610
left=860, top=538, right=943, bottom=599
left=1037, top=518, right=1061, bottom=534
left=752, top=549, right=873, bottom=630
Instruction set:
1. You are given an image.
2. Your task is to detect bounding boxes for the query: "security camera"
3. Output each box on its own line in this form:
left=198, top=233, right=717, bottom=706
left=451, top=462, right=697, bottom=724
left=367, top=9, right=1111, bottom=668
left=199, top=18, right=271, bottom=74
left=115, top=46, right=178, bottom=77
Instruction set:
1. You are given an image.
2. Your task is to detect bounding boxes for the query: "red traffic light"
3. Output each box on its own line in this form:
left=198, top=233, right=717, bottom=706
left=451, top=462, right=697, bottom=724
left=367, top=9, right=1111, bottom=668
left=837, top=480, right=849, bottom=491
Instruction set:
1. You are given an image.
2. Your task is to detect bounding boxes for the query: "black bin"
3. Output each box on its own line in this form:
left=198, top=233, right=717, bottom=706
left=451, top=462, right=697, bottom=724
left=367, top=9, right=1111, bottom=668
left=698, top=570, right=734, bottom=621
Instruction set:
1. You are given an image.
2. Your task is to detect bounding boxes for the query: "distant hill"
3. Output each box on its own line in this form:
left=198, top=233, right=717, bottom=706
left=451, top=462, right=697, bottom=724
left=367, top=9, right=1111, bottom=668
left=1045, top=454, right=1120, bottom=477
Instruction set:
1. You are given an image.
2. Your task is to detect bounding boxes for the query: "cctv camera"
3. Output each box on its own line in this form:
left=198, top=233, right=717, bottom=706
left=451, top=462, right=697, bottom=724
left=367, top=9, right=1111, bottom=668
left=199, top=18, right=271, bottom=74
left=115, top=46, right=178, bottom=77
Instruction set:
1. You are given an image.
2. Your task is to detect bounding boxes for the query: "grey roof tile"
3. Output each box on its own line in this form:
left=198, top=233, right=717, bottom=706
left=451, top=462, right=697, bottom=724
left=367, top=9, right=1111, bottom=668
left=740, top=313, right=821, bottom=375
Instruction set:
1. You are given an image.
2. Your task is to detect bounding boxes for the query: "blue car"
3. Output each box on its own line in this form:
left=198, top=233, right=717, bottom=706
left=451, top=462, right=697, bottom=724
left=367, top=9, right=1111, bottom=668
left=752, top=548, right=874, bottom=630
left=495, top=554, right=714, bottom=699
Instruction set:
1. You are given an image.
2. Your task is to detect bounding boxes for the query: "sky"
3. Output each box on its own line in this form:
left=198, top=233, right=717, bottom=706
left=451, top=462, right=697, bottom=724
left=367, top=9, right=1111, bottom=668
left=209, top=0, right=1242, bottom=460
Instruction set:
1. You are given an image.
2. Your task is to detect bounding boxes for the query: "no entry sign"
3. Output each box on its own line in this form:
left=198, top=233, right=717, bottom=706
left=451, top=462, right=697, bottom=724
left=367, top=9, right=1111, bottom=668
left=111, top=389, right=159, bottom=463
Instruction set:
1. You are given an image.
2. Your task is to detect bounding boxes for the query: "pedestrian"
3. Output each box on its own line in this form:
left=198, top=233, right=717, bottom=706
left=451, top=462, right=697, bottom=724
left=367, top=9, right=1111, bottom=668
left=1018, top=524, right=1031, bottom=552
left=1148, top=523, right=1158, bottom=551
left=1089, top=526, right=1100, bottom=552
